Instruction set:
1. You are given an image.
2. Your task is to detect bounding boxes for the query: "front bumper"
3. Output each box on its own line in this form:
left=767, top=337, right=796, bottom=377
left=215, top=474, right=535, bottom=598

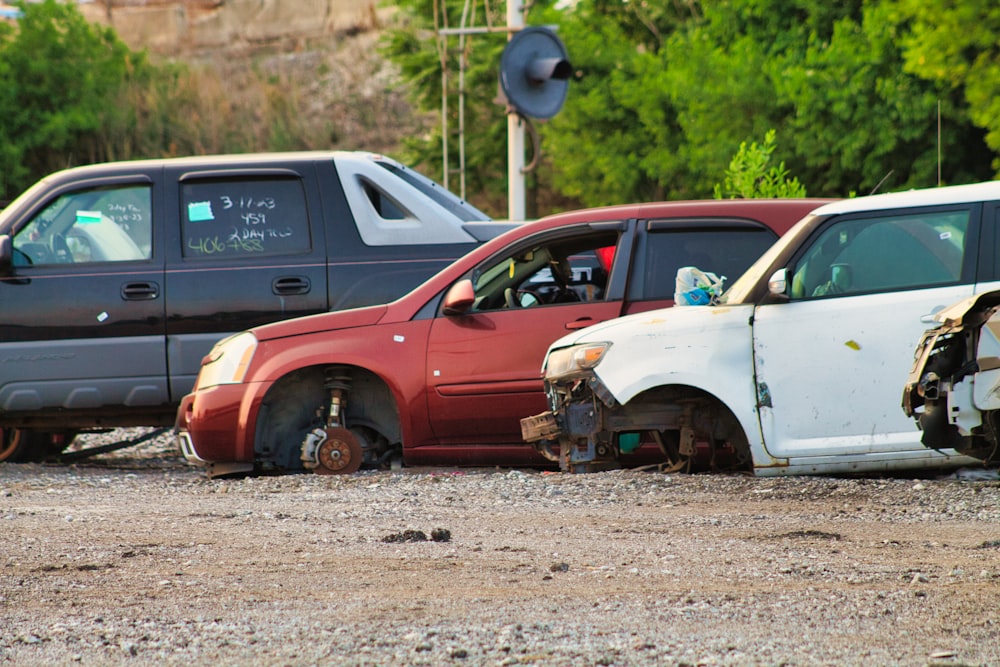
left=175, top=383, right=260, bottom=474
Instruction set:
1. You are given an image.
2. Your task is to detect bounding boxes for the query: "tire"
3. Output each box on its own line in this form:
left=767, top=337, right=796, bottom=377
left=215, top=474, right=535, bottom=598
left=0, top=429, right=28, bottom=462
left=0, top=429, right=76, bottom=463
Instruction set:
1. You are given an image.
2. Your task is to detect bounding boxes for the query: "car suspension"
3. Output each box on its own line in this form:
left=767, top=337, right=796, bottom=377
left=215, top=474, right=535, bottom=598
left=300, top=367, right=363, bottom=475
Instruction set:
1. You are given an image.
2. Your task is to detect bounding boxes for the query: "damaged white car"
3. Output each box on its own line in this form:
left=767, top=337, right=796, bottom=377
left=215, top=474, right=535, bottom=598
left=522, top=182, right=1000, bottom=476
left=902, top=291, right=1000, bottom=466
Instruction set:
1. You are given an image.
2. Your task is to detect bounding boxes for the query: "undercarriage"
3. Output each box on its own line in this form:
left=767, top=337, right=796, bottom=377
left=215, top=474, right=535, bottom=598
left=523, top=378, right=752, bottom=473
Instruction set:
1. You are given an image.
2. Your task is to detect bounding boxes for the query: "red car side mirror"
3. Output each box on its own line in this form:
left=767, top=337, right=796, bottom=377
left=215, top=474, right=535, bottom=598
left=442, top=279, right=475, bottom=316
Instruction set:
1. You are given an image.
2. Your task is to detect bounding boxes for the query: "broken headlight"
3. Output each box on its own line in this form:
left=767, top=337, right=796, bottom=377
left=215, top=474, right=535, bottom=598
left=544, top=342, right=611, bottom=381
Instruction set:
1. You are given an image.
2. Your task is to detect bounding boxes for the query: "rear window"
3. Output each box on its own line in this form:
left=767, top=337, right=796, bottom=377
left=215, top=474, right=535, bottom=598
left=630, top=226, right=779, bottom=301
left=180, top=177, right=312, bottom=259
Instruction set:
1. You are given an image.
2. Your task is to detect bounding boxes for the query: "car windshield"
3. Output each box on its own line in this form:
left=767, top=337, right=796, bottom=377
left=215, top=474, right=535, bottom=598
left=719, top=213, right=822, bottom=305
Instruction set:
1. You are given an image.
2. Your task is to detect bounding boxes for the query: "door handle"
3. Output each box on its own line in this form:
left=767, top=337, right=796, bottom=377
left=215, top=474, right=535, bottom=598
left=121, top=281, right=159, bottom=300
left=565, top=317, right=600, bottom=330
left=273, top=276, right=311, bottom=296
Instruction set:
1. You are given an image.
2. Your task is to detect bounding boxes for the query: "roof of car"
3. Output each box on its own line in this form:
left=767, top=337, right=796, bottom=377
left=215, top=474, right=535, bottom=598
left=467, top=198, right=833, bottom=253
left=530, top=197, right=833, bottom=227
left=814, top=180, right=1000, bottom=216
left=33, top=151, right=398, bottom=176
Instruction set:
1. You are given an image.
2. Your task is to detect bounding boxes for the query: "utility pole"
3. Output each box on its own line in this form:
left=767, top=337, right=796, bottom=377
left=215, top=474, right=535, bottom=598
left=507, top=0, right=526, bottom=221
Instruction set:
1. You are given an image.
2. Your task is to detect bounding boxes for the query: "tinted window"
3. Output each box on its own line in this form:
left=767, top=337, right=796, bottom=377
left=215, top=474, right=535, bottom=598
left=13, top=184, right=151, bottom=265
left=634, top=227, right=779, bottom=300
left=181, top=178, right=311, bottom=259
left=791, top=210, right=970, bottom=298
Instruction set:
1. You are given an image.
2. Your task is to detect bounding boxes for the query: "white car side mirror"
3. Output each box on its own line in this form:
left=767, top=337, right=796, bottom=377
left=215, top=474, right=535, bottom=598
left=767, top=268, right=787, bottom=295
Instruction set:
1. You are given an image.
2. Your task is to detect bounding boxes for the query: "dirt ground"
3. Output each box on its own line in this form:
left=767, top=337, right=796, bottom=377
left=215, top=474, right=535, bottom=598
left=1, top=436, right=999, bottom=666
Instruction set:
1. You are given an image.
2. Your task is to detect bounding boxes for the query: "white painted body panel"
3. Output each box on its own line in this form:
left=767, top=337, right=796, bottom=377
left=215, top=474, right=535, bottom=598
left=752, top=285, right=972, bottom=459
left=550, top=288, right=988, bottom=474
left=543, top=180, right=1000, bottom=474
left=549, top=304, right=778, bottom=467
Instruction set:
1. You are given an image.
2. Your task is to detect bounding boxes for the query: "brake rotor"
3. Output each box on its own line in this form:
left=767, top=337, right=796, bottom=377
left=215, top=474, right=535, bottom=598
left=314, top=426, right=362, bottom=475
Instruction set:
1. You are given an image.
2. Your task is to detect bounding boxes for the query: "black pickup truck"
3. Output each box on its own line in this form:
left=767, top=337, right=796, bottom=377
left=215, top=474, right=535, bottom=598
left=0, top=151, right=505, bottom=461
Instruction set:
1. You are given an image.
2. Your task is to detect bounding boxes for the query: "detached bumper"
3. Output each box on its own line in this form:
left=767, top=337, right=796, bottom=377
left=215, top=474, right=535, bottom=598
left=521, top=381, right=618, bottom=471
left=520, top=411, right=562, bottom=442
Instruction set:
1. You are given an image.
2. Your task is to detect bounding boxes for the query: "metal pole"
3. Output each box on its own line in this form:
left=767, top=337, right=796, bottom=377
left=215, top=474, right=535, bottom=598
left=458, top=0, right=471, bottom=200
left=438, top=0, right=450, bottom=190
left=507, top=0, right=525, bottom=220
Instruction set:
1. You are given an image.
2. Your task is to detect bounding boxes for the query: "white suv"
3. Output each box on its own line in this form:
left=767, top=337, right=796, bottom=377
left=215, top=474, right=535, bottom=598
left=523, top=182, right=1000, bottom=475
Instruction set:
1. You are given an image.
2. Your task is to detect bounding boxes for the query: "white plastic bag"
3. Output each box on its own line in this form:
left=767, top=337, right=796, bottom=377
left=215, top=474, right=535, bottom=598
left=674, top=266, right=725, bottom=306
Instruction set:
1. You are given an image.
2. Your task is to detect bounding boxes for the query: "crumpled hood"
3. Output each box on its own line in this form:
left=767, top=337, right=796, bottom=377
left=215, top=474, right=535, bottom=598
left=547, top=303, right=756, bottom=407
left=548, top=304, right=737, bottom=351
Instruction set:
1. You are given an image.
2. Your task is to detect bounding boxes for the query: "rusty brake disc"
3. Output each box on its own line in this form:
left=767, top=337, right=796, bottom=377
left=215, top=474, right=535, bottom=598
left=314, top=426, right=362, bottom=475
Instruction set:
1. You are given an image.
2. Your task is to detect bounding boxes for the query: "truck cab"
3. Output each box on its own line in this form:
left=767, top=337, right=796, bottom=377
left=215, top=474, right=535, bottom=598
left=0, top=151, right=497, bottom=461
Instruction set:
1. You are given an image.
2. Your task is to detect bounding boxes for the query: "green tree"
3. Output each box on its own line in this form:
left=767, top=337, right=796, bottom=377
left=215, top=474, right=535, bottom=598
left=888, top=0, right=1000, bottom=172
left=380, top=0, right=511, bottom=214
left=657, top=1, right=992, bottom=195
left=713, top=130, right=806, bottom=199
left=533, top=1, right=694, bottom=206
left=769, top=2, right=990, bottom=193
left=381, top=1, right=998, bottom=209
left=381, top=0, right=700, bottom=214
left=0, top=0, right=151, bottom=199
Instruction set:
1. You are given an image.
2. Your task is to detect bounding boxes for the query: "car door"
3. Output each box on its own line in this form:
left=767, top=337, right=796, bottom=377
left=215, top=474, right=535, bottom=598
left=750, top=205, right=984, bottom=464
left=424, top=225, right=629, bottom=449
left=0, top=176, right=167, bottom=412
left=622, top=218, right=785, bottom=315
left=163, top=166, right=328, bottom=400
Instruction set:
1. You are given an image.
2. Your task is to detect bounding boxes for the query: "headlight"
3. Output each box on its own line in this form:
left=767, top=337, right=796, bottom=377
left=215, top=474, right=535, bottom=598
left=544, top=342, right=610, bottom=380
left=194, top=331, right=258, bottom=390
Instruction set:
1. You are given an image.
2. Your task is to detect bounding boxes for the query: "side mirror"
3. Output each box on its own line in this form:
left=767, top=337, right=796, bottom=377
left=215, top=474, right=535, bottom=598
left=0, top=235, right=12, bottom=275
left=767, top=268, right=787, bottom=295
left=442, top=279, right=475, bottom=316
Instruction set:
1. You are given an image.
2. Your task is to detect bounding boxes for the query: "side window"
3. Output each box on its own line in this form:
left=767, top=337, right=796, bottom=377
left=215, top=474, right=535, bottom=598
left=790, top=210, right=970, bottom=299
left=362, top=180, right=407, bottom=220
left=469, top=231, right=619, bottom=312
left=181, top=177, right=311, bottom=259
left=632, top=225, right=780, bottom=301
left=13, top=184, right=151, bottom=265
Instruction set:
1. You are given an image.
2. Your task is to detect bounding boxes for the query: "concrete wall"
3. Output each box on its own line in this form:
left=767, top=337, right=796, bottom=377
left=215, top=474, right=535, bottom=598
left=79, top=0, right=379, bottom=55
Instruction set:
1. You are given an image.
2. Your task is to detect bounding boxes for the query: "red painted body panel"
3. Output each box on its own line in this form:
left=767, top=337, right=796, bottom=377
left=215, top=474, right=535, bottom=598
left=176, top=198, right=833, bottom=472
left=176, top=383, right=265, bottom=463
left=424, top=298, right=626, bottom=445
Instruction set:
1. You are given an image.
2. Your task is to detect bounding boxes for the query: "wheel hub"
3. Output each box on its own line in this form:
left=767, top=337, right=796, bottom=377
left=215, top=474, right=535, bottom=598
left=314, top=426, right=362, bottom=475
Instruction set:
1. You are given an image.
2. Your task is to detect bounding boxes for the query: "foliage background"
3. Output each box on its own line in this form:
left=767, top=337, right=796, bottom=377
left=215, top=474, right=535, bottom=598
left=1, top=0, right=999, bottom=217
left=382, top=0, right=998, bottom=214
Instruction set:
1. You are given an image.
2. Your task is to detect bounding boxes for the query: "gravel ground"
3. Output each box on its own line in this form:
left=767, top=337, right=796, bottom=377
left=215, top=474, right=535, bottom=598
left=2, top=428, right=999, bottom=666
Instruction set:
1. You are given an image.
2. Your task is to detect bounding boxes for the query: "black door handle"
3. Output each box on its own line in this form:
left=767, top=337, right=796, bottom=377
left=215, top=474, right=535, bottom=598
left=121, top=282, right=159, bottom=300
left=273, top=276, right=311, bottom=296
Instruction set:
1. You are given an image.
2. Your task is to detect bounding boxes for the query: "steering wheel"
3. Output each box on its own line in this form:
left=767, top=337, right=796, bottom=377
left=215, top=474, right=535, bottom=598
left=505, top=287, right=542, bottom=308
left=49, top=234, right=73, bottom=263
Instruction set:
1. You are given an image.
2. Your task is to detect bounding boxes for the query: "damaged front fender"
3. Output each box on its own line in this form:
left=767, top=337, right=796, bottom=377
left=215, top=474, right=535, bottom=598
left=903, top=290, right=1000, bottom=464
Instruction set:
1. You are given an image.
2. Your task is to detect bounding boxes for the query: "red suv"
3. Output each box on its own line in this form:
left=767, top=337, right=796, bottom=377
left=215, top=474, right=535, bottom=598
left=175, top=199, right=830, bottom=477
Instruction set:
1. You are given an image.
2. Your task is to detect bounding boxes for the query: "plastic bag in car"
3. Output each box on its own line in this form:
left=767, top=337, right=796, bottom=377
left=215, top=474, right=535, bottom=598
left=674, top=266, right=725, bottom=306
